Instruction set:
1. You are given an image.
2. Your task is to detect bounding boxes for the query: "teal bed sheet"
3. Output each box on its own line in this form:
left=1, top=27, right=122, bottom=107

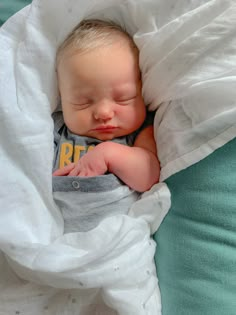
left=0, top=0, right=31, bottom=25
left=154, top=137, right=236, bottom=314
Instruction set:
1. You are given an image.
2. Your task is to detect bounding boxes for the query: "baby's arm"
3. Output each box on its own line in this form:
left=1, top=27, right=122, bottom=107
left=53, top=126, right=160, bottom=192
left=106, top=126, right=160, bottom=192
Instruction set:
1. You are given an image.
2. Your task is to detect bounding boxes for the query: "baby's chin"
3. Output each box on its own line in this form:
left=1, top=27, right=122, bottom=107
left=92, top=133, right=118, bottom=141
left=87, top=129, right=127, bottom=141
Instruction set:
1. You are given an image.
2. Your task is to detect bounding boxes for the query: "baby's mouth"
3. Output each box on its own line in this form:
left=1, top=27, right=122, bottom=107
left=92, top=126, right=118, bottom=132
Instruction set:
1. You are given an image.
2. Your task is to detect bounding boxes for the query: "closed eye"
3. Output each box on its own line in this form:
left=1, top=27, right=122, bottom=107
left=70, top=101, right=92, bottom=109
left=116, top=96, right=137, bottom=105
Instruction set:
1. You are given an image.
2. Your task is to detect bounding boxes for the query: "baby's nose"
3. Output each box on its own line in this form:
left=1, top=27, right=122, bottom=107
left=94, top=102, right=114, bottom=121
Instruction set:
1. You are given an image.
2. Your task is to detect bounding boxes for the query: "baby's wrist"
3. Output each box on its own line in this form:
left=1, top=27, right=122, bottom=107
left=96, top=141, right=118, bottom=169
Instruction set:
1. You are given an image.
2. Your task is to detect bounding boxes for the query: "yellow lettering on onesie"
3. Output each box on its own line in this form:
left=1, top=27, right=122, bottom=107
left=59, top=143, right=73, bottom=169
left=73, top=145, right=86, bottom=163
left=59, top=143, right=95, bottom=168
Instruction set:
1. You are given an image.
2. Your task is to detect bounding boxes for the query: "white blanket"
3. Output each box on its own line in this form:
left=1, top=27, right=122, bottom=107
left=1, top=0, right=236, bottom=313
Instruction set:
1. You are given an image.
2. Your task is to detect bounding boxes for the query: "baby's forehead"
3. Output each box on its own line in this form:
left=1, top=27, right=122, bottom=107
left=58, top=41, right=139, bottom=76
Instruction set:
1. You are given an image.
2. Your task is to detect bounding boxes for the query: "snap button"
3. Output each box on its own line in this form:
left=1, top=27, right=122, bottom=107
left=72, top=181, right=80, bottom=189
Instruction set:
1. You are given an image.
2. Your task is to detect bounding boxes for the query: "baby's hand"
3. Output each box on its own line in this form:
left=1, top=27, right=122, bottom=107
left=53, top=143, right=108, bottom=177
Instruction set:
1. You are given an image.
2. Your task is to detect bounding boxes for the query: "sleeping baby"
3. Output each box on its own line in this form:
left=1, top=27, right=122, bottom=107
left=53, top=19, right=160, bottom=229
left=52, top=19, right=161, bottom=314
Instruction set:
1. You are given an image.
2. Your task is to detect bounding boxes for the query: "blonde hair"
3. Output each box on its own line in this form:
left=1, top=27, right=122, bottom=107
left=56, top=19, right=139, bottom=66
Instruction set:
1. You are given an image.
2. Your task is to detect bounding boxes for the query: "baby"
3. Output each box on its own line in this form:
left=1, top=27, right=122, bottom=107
left=52, top=19, right=162, bottom=314
left=53, top=19, right=160, bottom=191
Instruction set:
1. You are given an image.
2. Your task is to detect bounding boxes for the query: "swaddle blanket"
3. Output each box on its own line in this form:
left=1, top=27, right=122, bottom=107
left=1, top=0, right=236, bottom=314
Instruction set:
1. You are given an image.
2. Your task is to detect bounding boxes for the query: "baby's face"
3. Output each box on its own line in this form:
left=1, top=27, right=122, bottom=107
left=57, top=40, right=146, bottom=141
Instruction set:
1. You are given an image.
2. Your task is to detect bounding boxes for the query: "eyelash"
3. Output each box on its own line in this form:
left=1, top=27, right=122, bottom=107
left=71, top=103, right=90, bottom=110
left=116, top=96, right=137, bottom=105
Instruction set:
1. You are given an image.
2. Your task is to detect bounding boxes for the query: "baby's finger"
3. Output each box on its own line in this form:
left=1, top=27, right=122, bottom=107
left=68, top=164, right=81, bottom=176
left=53, top=163, right=75, bottom=176
left=76, top=170, right=88, bottom=177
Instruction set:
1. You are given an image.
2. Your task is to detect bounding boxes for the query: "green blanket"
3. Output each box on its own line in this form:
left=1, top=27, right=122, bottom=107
left=154, top=137, right=236, bottom=314
left=0, top=0, right=31, bottom=25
